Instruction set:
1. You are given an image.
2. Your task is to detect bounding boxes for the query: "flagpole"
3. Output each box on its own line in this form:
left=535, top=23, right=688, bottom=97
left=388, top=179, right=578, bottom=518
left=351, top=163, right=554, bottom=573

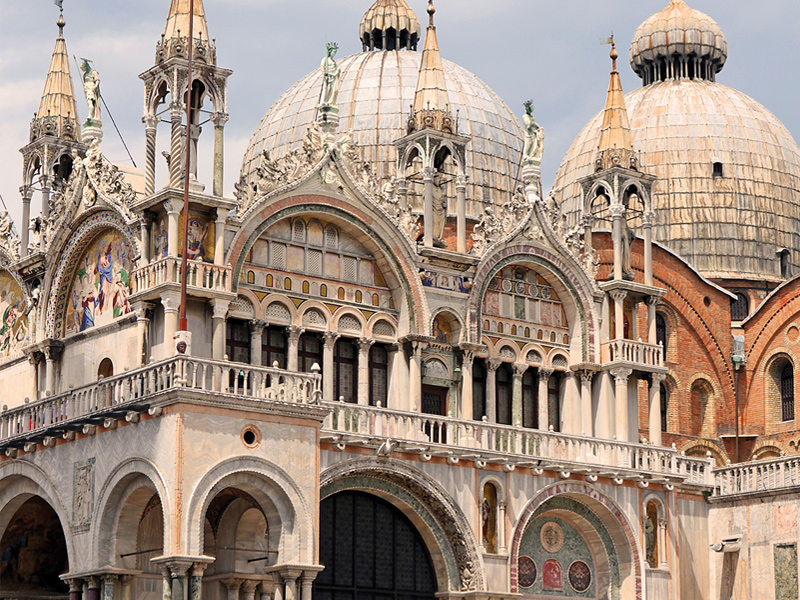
left=179, top=0, right=196, bottom=333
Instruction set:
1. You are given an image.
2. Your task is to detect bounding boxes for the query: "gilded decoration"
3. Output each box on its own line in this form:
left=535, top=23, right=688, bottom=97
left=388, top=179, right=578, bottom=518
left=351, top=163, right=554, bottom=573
left=0, top=271, right=28, bottom=358
left=65, top=229, right=133, bottom=335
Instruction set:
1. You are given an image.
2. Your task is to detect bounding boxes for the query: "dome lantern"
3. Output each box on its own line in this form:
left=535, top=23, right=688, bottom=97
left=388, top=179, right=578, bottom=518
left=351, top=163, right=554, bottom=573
left=629, top=0, right=727, bottom=85
left=360, top=0, right=420, bottom=52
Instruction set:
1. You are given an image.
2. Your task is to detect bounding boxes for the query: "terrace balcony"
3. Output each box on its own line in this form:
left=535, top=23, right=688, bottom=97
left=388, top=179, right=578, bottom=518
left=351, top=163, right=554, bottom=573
left=130, top=256, right=234, bottom=301
left=601, top=338, right=665, bottom=373
left=0, top=357, right=711, bottom=488
left=713, top=455, right=800, bottom=498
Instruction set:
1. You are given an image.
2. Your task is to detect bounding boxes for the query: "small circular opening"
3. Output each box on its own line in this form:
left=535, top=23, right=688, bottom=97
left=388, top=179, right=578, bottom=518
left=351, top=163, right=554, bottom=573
left=703, top=297, right=711, bottom=307
left=241, top=425, right=262, bottom=449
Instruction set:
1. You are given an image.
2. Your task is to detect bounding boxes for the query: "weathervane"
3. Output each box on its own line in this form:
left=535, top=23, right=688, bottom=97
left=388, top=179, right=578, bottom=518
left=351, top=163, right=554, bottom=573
left=54, top=0, right=63, bottom=13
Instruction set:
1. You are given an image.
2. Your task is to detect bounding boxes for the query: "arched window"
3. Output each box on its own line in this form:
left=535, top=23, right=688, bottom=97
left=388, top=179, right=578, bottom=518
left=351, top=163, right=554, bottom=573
left=226, top=320, right=251, bottom=364
left=645, top=501, right=659, bottom=568
left=656, top=313, right=667, bottom=356
left=730, top=293, right=749, bottom=321
left=262, top=326, right=287, bottom=369
left=481, top=483, right=498, bottom=553
left=688, top=380, right=713, bottom=437
left=369, top=344, right=389, bottom=406
left=334, top=338, right=358, bottom=403
left=660, top=383, right=669, bottom=433
left=782, top=363, right=794, bottom=422
left=522, top=369, right=538, bottom=429
left=299, top=332, right=323, bottom=374
left=97, top=358, right=114, bottom=380
left=315, top=492, right=437, bottom=600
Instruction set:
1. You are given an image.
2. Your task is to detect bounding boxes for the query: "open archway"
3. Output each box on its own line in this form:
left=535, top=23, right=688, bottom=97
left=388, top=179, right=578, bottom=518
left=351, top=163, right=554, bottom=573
left=0, top=496, right=69, bottom=595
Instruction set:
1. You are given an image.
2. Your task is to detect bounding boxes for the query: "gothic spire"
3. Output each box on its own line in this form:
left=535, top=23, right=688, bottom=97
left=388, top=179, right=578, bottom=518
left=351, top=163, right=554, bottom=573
left=596, top=39, right=636, bottom=171
left=30, top=14, right=81, bottom=143
left=408, top=0, right=453, bottom=133
left=158, top=0, right=216, bottom=65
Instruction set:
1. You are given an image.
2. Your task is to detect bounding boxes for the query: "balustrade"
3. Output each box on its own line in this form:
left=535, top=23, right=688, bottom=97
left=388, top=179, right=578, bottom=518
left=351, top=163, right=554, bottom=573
left=602, top=339, right=664, bottom=368
left=714, top=456, right=800, bottom=497
left=0, top=357, right=321, bottom=444
left=131, top=256, right=232, bottom=295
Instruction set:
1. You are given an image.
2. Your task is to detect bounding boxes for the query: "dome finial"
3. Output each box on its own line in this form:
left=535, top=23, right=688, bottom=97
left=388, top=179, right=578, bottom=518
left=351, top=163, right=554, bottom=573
left=609, top=34, right=618, bottom=72
left=360, top=0, right=421, bottom=51
left=427, top=0, right=436, bottom=27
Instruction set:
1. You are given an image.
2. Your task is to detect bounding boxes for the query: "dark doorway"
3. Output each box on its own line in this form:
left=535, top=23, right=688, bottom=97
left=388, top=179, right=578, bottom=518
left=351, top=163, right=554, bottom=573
left=315, top=491, right=437, bottom=600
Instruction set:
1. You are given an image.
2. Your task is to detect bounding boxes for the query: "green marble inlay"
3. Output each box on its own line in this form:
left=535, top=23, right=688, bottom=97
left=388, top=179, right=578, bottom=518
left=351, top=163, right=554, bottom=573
left=775, top=543, right=799, bottom=600
left=519, top=516, right=595, bottom=597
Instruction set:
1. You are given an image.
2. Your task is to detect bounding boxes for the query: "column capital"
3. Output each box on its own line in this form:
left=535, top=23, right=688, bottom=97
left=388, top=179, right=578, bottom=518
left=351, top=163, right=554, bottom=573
left=539, top=367, right=554, bottom=382
left=133, top=301, right=154, bottom=321
left=455, top=174, right=469, bottom=189
left=212, top=112, right=230, bottom=128
left=216, top=207, right=229, bottom=224
left=358, top=338, right=375, bottom=353
left=288, top=325, right=303, bottom=342
left=222, top=577, right=244, bottom=591
left=421, top=166, right=436, bottom=181
left=170, top=102, right=184, bottom=119
left=512, top=362, right=528, bottom=377
left=650, top=372, right=667, bottom=385
left=487, top=358, right=502, bottom=373
left=143, top=114, right=160, bottom=130
left=609, top=289, right=628, bottom=303
left=577, top=369, right=594, bottom=384
left=645, top=295, right=660, bottom=307
left=241, top=580, right=260, bottom=594
left=161, top=292, right=181, bottom=313
left=20, top=185, right=34, bottom=201
left=610, top=367, right=633, bottom=384
left=250, top=319, right=267, bottom=334
left=211, top=299, right=231, bottom=320
left=65, top=578, right=85, bottom=591
left=609, top=203, right=625, bottom=218
left=323, top=331, right=339, bottom=349
left=87, top=576, right=103, bottom=588
left=164, top=199, right=184, bottom=215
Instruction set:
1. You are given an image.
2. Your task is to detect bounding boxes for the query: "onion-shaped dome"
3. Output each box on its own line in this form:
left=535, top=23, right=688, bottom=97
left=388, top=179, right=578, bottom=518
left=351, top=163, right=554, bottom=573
left=553, top=81, right=800, bottom=282
left=240, top=51, right=524, bottom=219
left=360, top=0, right=421, bottom=51
left=630, top=0, right=727, bottom=85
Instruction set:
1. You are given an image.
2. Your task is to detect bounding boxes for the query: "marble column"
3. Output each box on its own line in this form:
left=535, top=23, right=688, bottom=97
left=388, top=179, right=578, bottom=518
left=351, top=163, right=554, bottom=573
left=650, top=373, right=666, bottom=446
left=212, top=113, right=229, bottom=197
left=257, top=580, right=273, bottom=600
left=86, top=577, right=101, bottom=600
left=140, top=216, right=152, bottom=265
left=212, top=300, right=230, bottom=361
left=160, top=568, right=172, bottom=600
left=422, top=167, right=435, bottom=248
left=498, top=501, right=508, bottom=554
left=169, top=103, right=184, bottom=188
left=67, top=578, right=84, bottom=600
left=170, top=564, right=189, bottom=600
left=41, top=176, right=52, bottom=219
left=43, top=343, right=62, bottom=398
left=250, top=320, right=266, bottom=366
left=643, top=211, right=655, bottom=286
left=102, top=574, right=117, bottom=600
left=223, top=578, right=242, bottom=600
left=144, top=114, right=159, bottom=196
left=386, top=343, right=401, bottom=409
left=486, top=359, right=501, bottom=423
left=610, top=202, right=625, bottom=280
left=611, top=367, right=633, bottom=442
left=460, top=350, right=475, bottom=421
left=270, top=572, right=284, bottom=600
left=299, top=575, right=315, bottom=600
left=133, top=302, right=153, bottom=367
left=242, top=581, right=259, bottom=600
left=579, top=370, right=594, bottom=437
left=358, top=338, right=374, bottom=405
left=162, top=292, right=181, bottom=354
left=658, top=518, right=668, bottom=568
left=281, top=571, right=299, bottom=600
left=611, top=290, right=627, bottom=340
left=188, top=564, right=208, bottom=600
left=323, top=332, right=338, bottom=400
left=512, top=363, right=527, bottom=426
left=165, top=200, right=183, bottom=258
left=455, top=174, right=468, bottom=253
left=20, top=185, right=32, bottom=257
left=214, top=208, right=227, bottom=266
left=287, top=326, right=302, bottom=372
left=538, top=368, right=553, bottom=431
left=396, top=178, right=409, bottom=212
left=408, top=341, right=424, bottom=413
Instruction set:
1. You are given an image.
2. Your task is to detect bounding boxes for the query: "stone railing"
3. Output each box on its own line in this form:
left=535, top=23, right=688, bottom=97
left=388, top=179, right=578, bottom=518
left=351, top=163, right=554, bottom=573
left=322, top=402, right=712, bottom=485
left=602, top=339, right=664, bottom=369
left=131, top=257, right=232, bottom=295
left=0, top=357, right=321, bottom=445
left=713, top=455, right=800, bottom=497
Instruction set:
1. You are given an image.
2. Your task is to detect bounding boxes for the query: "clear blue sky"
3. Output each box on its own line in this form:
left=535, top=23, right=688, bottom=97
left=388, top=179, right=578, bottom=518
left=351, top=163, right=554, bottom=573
left=1, top=0, right=797, bottom=230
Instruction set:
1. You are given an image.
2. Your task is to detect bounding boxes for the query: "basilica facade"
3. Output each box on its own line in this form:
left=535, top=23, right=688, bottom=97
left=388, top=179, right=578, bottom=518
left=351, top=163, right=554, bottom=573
left=1, top=1, right=800, bottom=599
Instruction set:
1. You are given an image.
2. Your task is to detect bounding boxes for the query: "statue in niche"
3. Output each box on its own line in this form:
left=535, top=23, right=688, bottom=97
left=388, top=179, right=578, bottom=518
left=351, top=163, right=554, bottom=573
left=522, top=100, right=544, bottom=167
left=319, top=42, right=341, bottom=109
left=431, top=172, right=448, bottom=248
left=80, top=59, right=102, bottom=124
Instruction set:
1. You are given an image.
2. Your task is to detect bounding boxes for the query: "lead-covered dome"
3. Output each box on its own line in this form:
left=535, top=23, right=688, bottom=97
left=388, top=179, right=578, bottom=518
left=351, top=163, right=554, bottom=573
left=240, top=50, right=524, bottom=219
left=554, top=81, right=800, bottom=283
left=630, top=0, right=726, bottom=85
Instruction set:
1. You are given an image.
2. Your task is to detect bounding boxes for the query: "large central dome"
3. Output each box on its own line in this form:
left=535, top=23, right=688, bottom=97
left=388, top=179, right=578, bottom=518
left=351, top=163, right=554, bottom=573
left=240, top=50, right=524, bottom=219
